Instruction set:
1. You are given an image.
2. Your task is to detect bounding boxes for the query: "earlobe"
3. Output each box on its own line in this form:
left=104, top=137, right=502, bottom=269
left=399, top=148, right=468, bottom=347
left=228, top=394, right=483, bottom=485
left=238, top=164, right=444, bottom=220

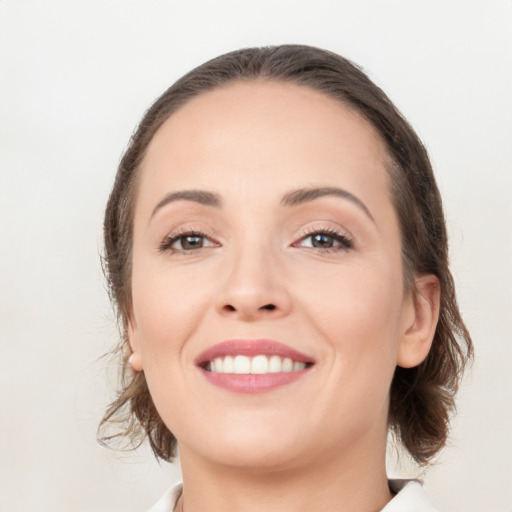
left=397, top=274, right=441, bottom=369
left=126, top=316, right=143, bottom=372
left=128, top=352, right=143, bottom=372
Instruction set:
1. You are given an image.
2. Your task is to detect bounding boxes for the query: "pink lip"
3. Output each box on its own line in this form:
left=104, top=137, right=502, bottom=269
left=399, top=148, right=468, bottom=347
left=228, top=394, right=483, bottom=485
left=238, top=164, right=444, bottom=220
left=195, top=339, right=315, bottom=394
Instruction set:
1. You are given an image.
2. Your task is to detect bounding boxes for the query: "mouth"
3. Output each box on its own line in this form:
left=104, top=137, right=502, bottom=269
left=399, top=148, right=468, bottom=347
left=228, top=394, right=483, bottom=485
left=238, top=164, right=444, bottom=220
left=195, top=339, right=315, bottom=393
left=204, top=355, right=312, bottom=374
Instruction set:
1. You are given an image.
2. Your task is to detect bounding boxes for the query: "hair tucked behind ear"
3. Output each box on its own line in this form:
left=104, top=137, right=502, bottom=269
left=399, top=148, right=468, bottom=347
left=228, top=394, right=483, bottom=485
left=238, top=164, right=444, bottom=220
left=98, top=44, right=472, bottom=464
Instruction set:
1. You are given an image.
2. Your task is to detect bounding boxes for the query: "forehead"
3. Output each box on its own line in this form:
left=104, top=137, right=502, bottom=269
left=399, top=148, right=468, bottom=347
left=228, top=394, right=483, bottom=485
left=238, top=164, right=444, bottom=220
left=139, top=80, right=391, bottom=211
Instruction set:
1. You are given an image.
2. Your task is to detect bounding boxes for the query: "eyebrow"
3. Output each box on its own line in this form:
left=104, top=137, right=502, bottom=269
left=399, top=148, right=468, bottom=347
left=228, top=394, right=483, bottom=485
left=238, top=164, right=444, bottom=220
left=281, top=187, right=374, bottom=222
left=150, top=186, right=374, bottom=222
left=151, top=190, right=222, bottom=218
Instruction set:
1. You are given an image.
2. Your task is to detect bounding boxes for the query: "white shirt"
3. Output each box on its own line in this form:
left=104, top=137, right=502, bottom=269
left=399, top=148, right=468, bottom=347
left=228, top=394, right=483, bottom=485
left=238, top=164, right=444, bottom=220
left=148, top=479, right=439, bottom=511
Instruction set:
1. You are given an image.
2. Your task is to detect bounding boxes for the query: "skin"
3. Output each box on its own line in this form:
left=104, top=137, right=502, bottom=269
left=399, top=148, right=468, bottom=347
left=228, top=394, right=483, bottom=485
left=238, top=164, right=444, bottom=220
left=128, top=81, right=440, bottom=512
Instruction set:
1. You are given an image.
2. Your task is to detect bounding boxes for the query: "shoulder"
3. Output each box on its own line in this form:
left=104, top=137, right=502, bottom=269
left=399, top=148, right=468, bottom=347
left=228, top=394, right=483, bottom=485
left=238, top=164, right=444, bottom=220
left=381, top=479, right=439, bottom=512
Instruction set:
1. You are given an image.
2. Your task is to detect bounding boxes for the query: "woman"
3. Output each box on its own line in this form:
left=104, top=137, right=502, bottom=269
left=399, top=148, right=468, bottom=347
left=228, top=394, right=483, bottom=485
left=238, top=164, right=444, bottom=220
left=99, top=45, right=473, bottom=511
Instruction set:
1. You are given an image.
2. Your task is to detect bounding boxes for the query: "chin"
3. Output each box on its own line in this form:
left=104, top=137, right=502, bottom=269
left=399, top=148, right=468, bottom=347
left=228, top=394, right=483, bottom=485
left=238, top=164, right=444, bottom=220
left=178, top=420, right=311, bottom=472
left=209, top=440, right=305, bottom=473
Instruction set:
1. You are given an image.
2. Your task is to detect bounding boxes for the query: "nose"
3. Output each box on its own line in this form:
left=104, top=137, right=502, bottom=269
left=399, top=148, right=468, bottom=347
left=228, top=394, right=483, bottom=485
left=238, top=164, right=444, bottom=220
left=215, top=245, right=292, bottom=322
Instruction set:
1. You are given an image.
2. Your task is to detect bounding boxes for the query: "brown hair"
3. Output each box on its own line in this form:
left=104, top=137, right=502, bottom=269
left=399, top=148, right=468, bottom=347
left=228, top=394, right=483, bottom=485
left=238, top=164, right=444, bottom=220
left=98, top=44, right=473, bottom=465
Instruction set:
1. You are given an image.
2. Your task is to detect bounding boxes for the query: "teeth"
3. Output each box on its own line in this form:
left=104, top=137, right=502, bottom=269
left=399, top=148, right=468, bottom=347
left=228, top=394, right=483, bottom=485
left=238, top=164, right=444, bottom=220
left=223, top=355, right=234, bottom=373
left=207, top=355, right=309, bottom=374
left=268, top=355, right=282, bottom=373
left=233, top=355, right=251, bottom=374
left=214, top=357, right=223, bottom=373
left=282, top=357, right=293, bottom=372
left=251, top=355, right=268, bottom=374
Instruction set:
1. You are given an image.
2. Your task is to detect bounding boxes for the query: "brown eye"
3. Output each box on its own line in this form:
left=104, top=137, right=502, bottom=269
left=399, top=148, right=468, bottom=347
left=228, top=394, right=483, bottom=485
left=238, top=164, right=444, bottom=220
left=160, top=231, right=218, bottom=253
left=175, top=235, right=205, bottom=250
left=296, top=230, right=353, bottom=251
left=311, top=233, right=335, bottom=248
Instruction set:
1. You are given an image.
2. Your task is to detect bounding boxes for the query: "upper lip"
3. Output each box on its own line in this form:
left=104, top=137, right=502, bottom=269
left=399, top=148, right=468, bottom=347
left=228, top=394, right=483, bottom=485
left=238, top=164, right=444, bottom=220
left=195, top=339, right=315, bottom=366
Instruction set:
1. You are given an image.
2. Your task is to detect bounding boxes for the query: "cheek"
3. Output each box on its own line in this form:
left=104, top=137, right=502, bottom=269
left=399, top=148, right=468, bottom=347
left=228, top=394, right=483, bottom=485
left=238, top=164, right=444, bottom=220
left=130, top=262, right=211, bottom=363
left=297, top=259, right=404, bottom=398
left=130, top=266, right=211, bottom=433
left=300, top=260, right=404, bottom=345
left=303, top=267, right=402, bottom=417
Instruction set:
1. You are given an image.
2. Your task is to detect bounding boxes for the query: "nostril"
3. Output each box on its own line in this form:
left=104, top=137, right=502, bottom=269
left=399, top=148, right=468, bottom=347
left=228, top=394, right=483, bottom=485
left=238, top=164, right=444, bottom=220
left=220, top=303, right=277, bottom=315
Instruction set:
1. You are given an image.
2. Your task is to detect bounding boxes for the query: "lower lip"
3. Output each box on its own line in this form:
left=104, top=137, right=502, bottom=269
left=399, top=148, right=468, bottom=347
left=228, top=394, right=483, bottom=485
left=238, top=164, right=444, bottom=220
left=201, top=368, right=310, bottom=393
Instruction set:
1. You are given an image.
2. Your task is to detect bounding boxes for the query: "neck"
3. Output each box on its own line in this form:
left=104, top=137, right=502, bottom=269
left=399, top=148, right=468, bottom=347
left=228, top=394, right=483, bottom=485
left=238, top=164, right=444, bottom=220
left=176, top=432, right=392, bottom=512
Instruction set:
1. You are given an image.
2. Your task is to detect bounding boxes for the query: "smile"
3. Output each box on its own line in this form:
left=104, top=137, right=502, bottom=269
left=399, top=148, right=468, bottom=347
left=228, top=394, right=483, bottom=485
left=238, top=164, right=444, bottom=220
left=206, top=355, right=308, bottom=374
left=196, top=339, right=315, bottom=393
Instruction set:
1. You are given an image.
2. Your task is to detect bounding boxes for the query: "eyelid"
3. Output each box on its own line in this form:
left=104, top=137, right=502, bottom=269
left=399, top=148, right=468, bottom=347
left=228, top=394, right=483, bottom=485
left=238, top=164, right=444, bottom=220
left=158, top=227, right=221, bottom=253
left=292, top=224, right=354, bottom=251
left=157, top=222, right=355, bottom=254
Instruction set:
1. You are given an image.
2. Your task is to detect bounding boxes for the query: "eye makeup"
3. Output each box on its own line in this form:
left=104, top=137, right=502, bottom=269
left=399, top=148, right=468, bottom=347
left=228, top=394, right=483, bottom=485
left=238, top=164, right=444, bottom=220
left=158, top=227, right=220, bottom=254
left=292, top=225, right=354, bottom=253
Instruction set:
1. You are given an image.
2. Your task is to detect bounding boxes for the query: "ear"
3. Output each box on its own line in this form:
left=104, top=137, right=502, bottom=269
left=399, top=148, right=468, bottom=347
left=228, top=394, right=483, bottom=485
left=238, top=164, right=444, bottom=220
left=126, top=315, right=143, bottom=372
left=397, top=274, right=441, bottom=369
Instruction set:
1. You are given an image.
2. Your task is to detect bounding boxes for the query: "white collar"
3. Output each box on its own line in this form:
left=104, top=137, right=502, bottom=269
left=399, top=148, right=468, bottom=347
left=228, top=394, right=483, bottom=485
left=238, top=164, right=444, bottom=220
left=382, top=479, right=439, bottom=511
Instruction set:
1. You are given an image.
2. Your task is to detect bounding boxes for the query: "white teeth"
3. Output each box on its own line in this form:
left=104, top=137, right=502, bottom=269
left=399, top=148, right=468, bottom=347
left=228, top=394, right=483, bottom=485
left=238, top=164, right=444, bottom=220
left=251, top=355, right=269, bottom=374
left=223, top=355, right=234, bottom=373
left=207, top=355, right=308, bottom=374
left=214, top=357, right=223, bottom=373
left=282, top=357, right=293, bottom=372
left=233, top=355, right=251, bottom=374
left=269, top=355, right=282, bottom=373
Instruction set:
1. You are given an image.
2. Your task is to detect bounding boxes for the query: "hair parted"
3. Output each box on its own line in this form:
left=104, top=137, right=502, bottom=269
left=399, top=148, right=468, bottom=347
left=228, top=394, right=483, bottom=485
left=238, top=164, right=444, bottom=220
left=98, top=44, right=473, bottom=466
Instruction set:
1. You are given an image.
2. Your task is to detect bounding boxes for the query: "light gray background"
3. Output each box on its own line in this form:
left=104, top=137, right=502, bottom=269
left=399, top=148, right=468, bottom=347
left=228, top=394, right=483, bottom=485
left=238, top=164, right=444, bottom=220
left=1, top=1, right=511, bottom=510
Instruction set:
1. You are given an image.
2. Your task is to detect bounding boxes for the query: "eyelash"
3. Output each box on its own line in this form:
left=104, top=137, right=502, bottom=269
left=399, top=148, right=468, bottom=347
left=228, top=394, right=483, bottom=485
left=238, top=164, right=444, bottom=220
left=158, top=227, right=354, bottom=254
left=293, top=227, right=354, bottom=253
left=158, top=229, right=218, bottom=254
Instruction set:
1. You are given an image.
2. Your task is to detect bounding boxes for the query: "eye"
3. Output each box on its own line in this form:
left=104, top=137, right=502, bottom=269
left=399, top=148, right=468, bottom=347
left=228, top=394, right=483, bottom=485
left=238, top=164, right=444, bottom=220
left=294, top=229, right=353, bottom=251
left=159, top=231, right=218, bottom=253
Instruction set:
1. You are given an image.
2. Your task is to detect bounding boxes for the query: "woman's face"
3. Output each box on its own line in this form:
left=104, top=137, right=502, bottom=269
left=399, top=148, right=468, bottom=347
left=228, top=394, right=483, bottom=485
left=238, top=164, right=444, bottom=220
left=129, top=81, right=418, bottom=471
